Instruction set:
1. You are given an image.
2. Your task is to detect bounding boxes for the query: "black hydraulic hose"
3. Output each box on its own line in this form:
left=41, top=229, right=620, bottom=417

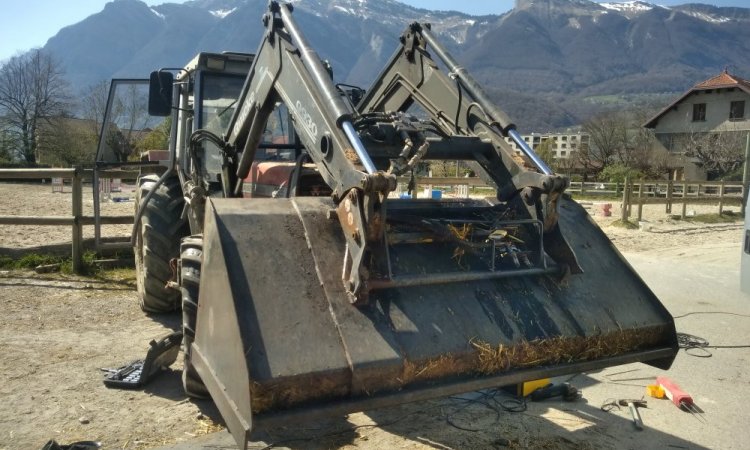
left=130, top=153, right=177, bottom=246
left=419, top=25, right=515, bottom=134
left=420, top=25, right=552, bottom=175
left=130, top=82, right=181, bottom=246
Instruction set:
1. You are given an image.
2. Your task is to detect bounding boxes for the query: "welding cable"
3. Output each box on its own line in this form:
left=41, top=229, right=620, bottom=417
left=673, top=311, right=750, bottom=319
left=677, top=332, right=750, bottom=358
left=444, top=389, right=527, bottom=432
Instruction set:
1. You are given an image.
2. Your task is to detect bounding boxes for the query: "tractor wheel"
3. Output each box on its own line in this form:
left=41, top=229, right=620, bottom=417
left=134, top=175, right=188, bottom=313
left=180, top=235, right=210, bottom=398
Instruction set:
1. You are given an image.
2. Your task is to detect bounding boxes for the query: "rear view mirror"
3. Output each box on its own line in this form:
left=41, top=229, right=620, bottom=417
left=148, top=71, right=174, bottom=116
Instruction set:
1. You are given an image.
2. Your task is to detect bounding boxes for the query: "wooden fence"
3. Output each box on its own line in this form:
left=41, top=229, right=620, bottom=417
left=618, top=178, right=746, bottom=222
left=2, top=168, right=745, bottom=271
left=0, top=167, right=135, bottom=273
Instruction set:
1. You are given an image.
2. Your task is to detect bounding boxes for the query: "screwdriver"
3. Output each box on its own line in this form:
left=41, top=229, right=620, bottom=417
left=655, top=376, right=705, bottom=422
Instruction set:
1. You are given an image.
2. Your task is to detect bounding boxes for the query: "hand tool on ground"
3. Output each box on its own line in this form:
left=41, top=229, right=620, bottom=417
left=646, top=384, right=665, bottom=399
left=656, top=376, right=706, bottom=422
left=529, top=383, right=580, bottom=402
left=618, top=399, right=647, bottom=430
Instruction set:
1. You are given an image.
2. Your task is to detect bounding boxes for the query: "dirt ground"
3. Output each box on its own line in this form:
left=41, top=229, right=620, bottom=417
left=0, top=182, right=133, bottom=249
left=0, top=182, right=744, bottom=450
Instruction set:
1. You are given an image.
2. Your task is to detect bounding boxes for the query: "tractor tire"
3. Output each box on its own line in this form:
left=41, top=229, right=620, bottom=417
left=180, top=235, right=210, bottom=398
left=134, top=175, right=188, bottom=313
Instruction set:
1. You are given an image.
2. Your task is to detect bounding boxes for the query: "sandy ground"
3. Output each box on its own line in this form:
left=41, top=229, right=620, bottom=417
left=0, top=182, right=745, bottom=450
left=0, top=182, right=133, bottom=249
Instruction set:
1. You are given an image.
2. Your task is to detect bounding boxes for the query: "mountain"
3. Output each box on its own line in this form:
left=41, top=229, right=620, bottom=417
left=41, top=0, right=750, bottom=131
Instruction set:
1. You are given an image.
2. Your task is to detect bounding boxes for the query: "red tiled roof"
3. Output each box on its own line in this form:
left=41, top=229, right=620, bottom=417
left=644, top=70, right=750, bottom=128
left=694, top=69, right=750, bottom=90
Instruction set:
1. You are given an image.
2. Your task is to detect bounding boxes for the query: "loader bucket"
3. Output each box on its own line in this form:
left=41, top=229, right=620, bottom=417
left=192, top=196, right=677, bottom=448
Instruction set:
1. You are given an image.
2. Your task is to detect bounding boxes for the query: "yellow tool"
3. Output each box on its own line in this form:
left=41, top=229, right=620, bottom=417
left=646, top=384, right=665, bottom=399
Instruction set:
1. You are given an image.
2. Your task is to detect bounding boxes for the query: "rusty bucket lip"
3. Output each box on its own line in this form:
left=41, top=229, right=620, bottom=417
left=192, top=343, right=677, bottom=446
left=242, top=324, right=673, bottom=415
left=247, top=345, right=676, bottom=430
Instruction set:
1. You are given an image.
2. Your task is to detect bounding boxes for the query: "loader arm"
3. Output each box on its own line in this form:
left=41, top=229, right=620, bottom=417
left=224, top=2, right=395, bottom=302
left=358, top=22, right=581, bottom=273
left=359, top=23, right=553, bottom=193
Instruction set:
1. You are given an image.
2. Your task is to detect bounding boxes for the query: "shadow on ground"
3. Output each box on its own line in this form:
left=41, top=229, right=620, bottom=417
left=156, top=372, right=707, bottom=450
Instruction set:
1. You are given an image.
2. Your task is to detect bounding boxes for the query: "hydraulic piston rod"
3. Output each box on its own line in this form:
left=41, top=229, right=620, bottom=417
left=342, top=121, right=377, bottom=174
left=508, top=129, right=554, bottom=175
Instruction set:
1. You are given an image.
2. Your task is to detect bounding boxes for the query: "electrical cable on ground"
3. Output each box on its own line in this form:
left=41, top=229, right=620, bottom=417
left=677, top=332, right=750, bottom=358
left=673, top=311, right=750, bottom=319
left=444, top=389, right=526, bottom=432
left=673, top=311, right=750, bottom=357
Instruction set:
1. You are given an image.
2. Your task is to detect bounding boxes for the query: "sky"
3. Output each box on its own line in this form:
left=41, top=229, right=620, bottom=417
left=0, top=0, right=747, bottom=62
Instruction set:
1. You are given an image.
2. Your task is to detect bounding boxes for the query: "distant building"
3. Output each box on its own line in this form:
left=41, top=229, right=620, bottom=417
left=644, top=69, right=750, bottom=180
left=503, top=131, right=589, bottom=160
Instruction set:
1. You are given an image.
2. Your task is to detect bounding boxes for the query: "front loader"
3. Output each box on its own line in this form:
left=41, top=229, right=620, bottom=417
left=134, top=3, right=677, bottom=448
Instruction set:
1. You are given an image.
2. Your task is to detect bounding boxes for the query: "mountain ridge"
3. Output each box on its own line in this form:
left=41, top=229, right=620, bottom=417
left=38, top=0, right=750, bottom=131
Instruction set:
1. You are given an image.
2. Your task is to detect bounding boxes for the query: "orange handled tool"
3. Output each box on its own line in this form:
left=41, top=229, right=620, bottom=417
left=656, top=376, right=692, bottom=408
left=655, top=376, right=705, bottom=421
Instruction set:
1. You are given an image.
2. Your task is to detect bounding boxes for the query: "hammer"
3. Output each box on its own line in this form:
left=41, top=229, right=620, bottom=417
left=618, top=399, right=647, bottom=430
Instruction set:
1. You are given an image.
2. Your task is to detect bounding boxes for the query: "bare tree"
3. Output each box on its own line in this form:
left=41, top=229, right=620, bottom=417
left=581, top=112, right=627, bottom=171
left=36, top=117, right=99, bottom=166
left=0, top=50, right=69, bottom=165
left=618, top=109, right=656, bottom=171
left=535, top=139, right=554, bottom=165
left=676, top=127, right=747, bottom=179
left=554, top=152, right=578, bottom=176
left=570, top=140, right=598, bottom=180
left=0, top=127, right=13, bottom=163
left=81, top=80, right=110, bottom=137
left=82, top=81, right=151, bottom=162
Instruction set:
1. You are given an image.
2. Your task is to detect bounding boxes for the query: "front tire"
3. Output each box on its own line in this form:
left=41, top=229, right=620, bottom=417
left=180, top=235, right=209, bottom=398
left=134, top=175, right=188, bottom=313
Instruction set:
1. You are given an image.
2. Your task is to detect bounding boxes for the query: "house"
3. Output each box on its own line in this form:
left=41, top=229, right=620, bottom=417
left=644, top=69, right=750, bottom=180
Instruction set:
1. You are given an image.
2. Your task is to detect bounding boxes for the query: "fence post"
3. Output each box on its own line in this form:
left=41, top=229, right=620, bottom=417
left=71, top=166, right=83, bottom=274
left=666, top=180, right=673, bottom=214
left=637, top=182, right=643, bottom=222
left=621, top=176, right=630, bottom=222
left=681, top=181, right=688, bottom=219
left=615, top=181, right=620, bottom=197
left=718, top=181, right=725, bottom=215
left=580, top=181, right=586, bottom=196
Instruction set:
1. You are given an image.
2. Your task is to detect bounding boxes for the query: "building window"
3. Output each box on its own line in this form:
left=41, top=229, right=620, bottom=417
left=692, top=103, right=706, bottom=122
left=560, top=151, right=567, bottom=156
left=562, top=136, right=568, bottom=141
left=561, top=143, right=567, bottom=148
left=730, top=101, right=745, bottom=120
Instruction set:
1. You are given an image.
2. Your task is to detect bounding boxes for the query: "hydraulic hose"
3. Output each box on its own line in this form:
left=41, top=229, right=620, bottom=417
left=130, top=81, right=181, bottom=245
